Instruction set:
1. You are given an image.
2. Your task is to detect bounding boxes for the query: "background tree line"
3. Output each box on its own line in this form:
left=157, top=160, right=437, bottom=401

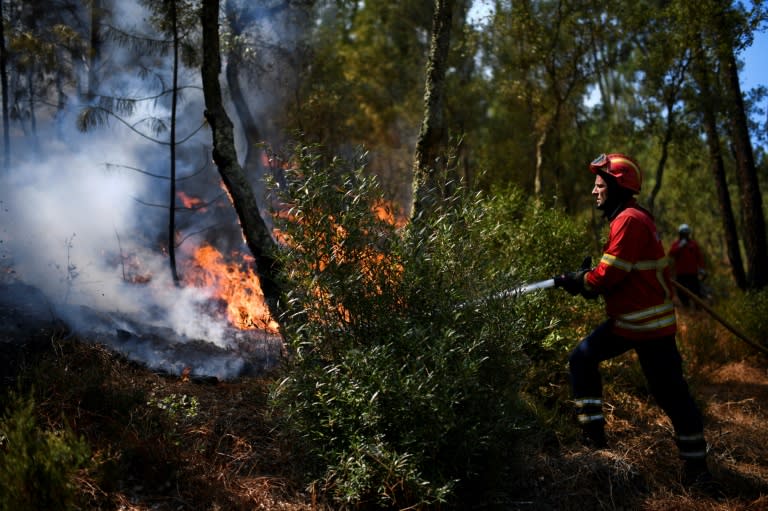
left=1, top=0, right=765, bottom=294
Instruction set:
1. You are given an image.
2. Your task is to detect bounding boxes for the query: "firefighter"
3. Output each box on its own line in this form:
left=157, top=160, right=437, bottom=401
left=669, top=223, right=706, bottom=307
left=554, top=153, right=711, bottom=487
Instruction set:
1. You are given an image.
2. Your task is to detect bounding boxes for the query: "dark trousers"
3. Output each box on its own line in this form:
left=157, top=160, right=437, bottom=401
left=569, top=320, right=704, bottom=438
left=676, top=274, right=701, bottom=306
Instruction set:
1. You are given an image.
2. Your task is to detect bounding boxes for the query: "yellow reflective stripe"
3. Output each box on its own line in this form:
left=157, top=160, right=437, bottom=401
left=600, top=255, right=668, bottom=272
left=679, top=450, right=707, bottom=459
left=615, top=313, right=676, bottom=331
left=600, top=255, right=668, bottom=271
left=577, top=414, right=604, bottom=424
left=619, top=302, right=674, bottom=321
left=601, top=253, right=633, bottom=271
left=610, top=156, right=641, bottom=177
left=574, top=398, right=602, bottom=407
left=634, top=258, right=668, bottom=270
left=657, top=265, right=672, bottom=300
left=677, top=433, right=705, bottom=442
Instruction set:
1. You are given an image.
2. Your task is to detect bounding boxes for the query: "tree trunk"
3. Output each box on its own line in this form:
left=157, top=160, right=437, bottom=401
left=200, top=0, right=283, bottom=322
left=534, top=128, right=546, bottom=199
left=720, top=47, right=768, bottom=289
left=411, top=0, right=453, bottom=218
left=223, top=0, right=268, bottom=197
left=645, top=59, right=689, bottom=214
left=691, top=39, right=747, bottom=289
left=646, top=100, right=673, bottom=214
left=87, top=0, right=102, bottom=100
left=168, top=0, right=180, bottom=286
left=0, top=2, right=9, bottom=171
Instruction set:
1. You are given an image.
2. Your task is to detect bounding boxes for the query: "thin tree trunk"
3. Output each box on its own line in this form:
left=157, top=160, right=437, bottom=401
left=720, top=47, right=768, bottom=289
left=646, top=100, right=673, bottom=214
left=0, top=1, right=9, bottom=171
left=411, top=0, right=453, bottom=218
left=200, top=0, right=283, bottom=323
left=168, top=0, right=180, bottom=286
left=88, top=0, right=102, bottom=100
left=646, top=59, right=689, bottom=214
left=692, top=38, right=747, bottom=289
left=534, top=128, right=546, bottom=199
left=224, top=1, right=267, bottom=198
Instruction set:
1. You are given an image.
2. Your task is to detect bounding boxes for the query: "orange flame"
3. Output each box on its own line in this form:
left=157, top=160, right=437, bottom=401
left=183, top=244, right=279, bottom=333
left=178, top=191, right=207, bottom=212
left=373, top=199, right=407, bottom=228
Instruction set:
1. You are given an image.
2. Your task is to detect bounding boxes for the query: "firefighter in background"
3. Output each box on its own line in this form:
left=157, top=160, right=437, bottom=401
left=554, top=153, right=711, bottom=487
left=668, top=223, right=706, bottom=307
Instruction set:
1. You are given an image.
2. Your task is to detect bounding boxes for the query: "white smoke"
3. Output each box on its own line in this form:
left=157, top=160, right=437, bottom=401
left=2, top=116, right=237, bottom=336
left=0, top=0, right=290, bottom=379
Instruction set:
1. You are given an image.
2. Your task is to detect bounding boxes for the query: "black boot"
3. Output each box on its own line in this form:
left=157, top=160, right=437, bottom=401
left=676, top=433, right=711, bottom=488
left=581, top=421, right=607, bottom=449
left=683, top=458, right=710, bottom=484
left=682, top=458, right=720, bottom=495
left=575, top=398, right=607, bottom=448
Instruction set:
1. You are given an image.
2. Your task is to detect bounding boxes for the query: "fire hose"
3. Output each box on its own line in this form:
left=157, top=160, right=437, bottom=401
left=459, top=257, right=591, bottom=309
left=671, top=280, right=768, bottom=356
left=480, top=278, right=556, bottom=301
left=456, top=278, right=555, bottom=310
left=460, top=274, right=767, bottom=357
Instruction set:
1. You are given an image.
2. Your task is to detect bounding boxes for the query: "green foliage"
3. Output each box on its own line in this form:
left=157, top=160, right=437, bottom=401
left=720, top=287, right=768, bottom=355
left=0, top=392, right=90, bottom=511
left=18, top=339, right=189, bottom=497
left=270, top=144, right=599, bottom=508
left=147, top=393, right=200, bottom=423
left=146, top=392, right=200, bottom=448
left=479, top=187, right=601, bottom=356
left=479, top=188, right=603, bottom=439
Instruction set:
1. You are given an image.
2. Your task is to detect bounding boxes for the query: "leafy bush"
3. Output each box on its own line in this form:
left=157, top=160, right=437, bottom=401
left=0, top=392, right=90, bottom=511
left=270, top=145, right=600, bottom=508
left=480, top=187, right=601, bottom=356
left=718, top=287, right=768, bottom=357
left=478, top=188, right=603, bottom=441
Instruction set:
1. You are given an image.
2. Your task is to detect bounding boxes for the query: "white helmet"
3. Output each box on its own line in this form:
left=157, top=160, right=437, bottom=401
left=678, top=223, right=691, bottom=234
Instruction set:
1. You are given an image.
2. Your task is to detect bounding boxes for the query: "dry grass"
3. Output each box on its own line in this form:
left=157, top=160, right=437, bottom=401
left=4, top=336, right=322, bottom=511
left=495, top=309, right=768, bottom=510
left=3, top=304, right=767, bottom=510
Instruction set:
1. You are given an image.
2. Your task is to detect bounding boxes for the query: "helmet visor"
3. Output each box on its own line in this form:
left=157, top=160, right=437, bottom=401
left=590, top=153, right=609, bottom=173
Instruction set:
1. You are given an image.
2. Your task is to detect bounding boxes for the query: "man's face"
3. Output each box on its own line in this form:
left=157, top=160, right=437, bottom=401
left=592, top=174, right=608, bottom=209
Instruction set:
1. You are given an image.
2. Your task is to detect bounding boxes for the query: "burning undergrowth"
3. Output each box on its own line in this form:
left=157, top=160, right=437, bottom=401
left=0, top=127, right=285, bottom=381
left=1, top=246, right=285, bottom=381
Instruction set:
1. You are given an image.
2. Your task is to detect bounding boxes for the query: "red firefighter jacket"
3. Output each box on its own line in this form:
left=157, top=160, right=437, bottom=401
left=668, top=238, right=704, bottom=276
left=584, top=199, right=676, bottom=339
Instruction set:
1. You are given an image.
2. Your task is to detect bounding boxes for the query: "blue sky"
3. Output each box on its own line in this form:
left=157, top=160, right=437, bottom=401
left=742, top=0, right=768, bottom=93
left=742, top=32, right=767, bottom=92
left=741, top=28, right=767, bottom=149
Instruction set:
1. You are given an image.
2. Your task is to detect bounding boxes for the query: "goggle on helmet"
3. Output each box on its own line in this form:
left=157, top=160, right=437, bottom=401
left=589, top=153, right=643, bottom=194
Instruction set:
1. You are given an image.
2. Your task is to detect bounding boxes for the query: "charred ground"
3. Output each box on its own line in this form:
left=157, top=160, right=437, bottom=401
left=1, top=283, right=767, bottom=510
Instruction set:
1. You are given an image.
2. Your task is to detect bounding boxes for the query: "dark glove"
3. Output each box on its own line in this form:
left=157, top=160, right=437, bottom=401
left=554, top=256, right=594, bottom=297
left=555, top=270, right=587, bottom=295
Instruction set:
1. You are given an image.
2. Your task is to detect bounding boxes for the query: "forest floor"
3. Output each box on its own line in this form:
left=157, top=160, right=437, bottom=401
left=500, top=315, right=768, bottom=510
left=1, top=284, right=767, bottom=510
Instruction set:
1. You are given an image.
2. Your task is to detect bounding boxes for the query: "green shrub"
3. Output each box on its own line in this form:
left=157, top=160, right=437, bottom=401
left=269, top=144, right=600, bottom=508
left=717, top=287, right=768, bottom=358
left=0, top=392, right=90, bottom=511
